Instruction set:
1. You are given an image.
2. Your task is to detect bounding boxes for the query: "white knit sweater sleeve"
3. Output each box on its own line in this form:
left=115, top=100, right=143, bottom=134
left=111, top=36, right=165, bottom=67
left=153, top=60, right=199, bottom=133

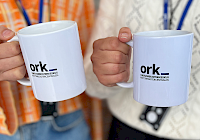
left=84, top=0, right=130, bottom=99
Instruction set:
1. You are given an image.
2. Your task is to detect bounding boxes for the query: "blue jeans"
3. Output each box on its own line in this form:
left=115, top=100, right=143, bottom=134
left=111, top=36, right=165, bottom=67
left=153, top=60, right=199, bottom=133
left=0, top=109, right=91, bottom=140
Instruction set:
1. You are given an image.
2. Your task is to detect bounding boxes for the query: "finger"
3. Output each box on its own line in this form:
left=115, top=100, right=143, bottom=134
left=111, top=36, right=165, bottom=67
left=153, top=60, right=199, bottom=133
left=0, top=54, right=24, bottom=72
left=118, top=27, right=132, bottom=42
left=93, top=63, right=126, bottom=75
left=97, top=71, right=129, bottom=86
left=91, top=50, right=129, bottom=64
left=96, top=37, right=130, bottom=55
left=0, top=65, right=26, bottom=81
left=0, top=41, right=21, bottom=59
left=0, top=25, right=15, bottom=41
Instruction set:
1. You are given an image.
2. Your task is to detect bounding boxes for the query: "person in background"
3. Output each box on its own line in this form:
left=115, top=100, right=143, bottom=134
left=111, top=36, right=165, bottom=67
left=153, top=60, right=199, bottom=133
left=84, top=0, right=200, bottom=139
left=0, top=0, right=94, bottom=139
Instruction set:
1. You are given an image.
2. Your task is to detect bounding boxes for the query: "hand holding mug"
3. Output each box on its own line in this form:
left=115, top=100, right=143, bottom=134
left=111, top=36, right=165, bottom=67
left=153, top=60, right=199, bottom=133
left=92, top=27, right=193, bottom=107
left=91, top=27, right=132, bottom=87
left=3, top=21, right=87, bottom=102
left=0, top=26, right=26, bottom=81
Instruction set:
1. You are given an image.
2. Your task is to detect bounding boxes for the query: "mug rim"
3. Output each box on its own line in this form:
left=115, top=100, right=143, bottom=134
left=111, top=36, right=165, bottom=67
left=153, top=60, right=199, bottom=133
left=17, top=20, right=76, bottom=36
left=134, top=30, right=193, bottom=38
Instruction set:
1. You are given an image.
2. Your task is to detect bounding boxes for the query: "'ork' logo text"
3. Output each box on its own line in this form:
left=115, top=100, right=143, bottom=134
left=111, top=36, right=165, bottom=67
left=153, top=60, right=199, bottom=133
left=140, top=64, right=169, bottom=81
left=30, top=61, right=58, bottom=78
left=30, top=61, right=48, bottom=72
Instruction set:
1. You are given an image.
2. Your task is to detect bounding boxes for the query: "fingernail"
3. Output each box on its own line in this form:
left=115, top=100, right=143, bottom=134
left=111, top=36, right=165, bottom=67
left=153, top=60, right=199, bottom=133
left=3, top=29, right=13, bottom=38
left=121, top=33, right=128, bottom=39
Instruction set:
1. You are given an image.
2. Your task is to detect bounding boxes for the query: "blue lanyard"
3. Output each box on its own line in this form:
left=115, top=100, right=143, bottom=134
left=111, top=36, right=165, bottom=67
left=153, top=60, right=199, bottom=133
left=163, top=0, right=168, bottom=30
left=163, top=0, right=193, bottom=30
left=18, top=0, right=44, bottom=26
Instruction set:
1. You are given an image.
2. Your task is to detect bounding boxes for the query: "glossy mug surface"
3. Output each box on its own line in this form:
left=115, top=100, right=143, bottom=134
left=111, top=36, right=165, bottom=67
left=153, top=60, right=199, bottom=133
left=13, top=20, right=86, bottom=102
left=117, top=30, right=193, bottom=107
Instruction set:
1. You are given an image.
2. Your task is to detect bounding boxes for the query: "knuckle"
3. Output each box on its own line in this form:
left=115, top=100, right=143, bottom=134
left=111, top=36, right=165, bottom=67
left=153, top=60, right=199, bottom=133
left=93, top=40, right=98, bottom=49
left=91, top=55, right=99, bottom=65
left=93, top=39, right=102, bottom=50
left=0, top=60, right=7, bottom=71
left=112, top=64, right=121, bottom=74
left=16, top=56, right=24, bottom=66
left=7, top=42, right=20, bottom=55
left=13, top=67, right=26, bottom=80
left=109, top=37, right=119, bottom=49
left=115, top=74, right=124, bottom=83
left=115, top=52, right=123, bottom=62
left=98, top=77, right=108, bottom=86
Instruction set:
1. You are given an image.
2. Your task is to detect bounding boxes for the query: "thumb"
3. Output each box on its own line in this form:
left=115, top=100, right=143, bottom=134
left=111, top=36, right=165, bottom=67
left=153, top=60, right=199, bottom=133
left=0, top=25, right=15, bottom=41
left=118, top=27, right=132, bottom=43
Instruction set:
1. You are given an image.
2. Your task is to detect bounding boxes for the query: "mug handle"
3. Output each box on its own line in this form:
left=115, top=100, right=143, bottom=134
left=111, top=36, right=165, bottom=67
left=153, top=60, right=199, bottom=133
left=116, top=40, right=134, bottom=88
left=8, top=36, right=31, bottom=86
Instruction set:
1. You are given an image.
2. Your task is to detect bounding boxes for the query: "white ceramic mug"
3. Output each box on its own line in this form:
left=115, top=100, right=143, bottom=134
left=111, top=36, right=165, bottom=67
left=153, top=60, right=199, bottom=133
left=117, top=30, right=193, bottom=107
left=10, top=20, right=86, bottom=102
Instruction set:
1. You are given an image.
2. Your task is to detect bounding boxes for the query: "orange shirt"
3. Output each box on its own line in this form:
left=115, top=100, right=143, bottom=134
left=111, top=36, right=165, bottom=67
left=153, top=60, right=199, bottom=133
left=0, top=0, right=94, bottom=136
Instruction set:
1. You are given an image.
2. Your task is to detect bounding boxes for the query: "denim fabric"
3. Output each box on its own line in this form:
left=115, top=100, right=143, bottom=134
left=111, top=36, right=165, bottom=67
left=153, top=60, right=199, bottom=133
left=0, top=109, right=91, bottom=140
